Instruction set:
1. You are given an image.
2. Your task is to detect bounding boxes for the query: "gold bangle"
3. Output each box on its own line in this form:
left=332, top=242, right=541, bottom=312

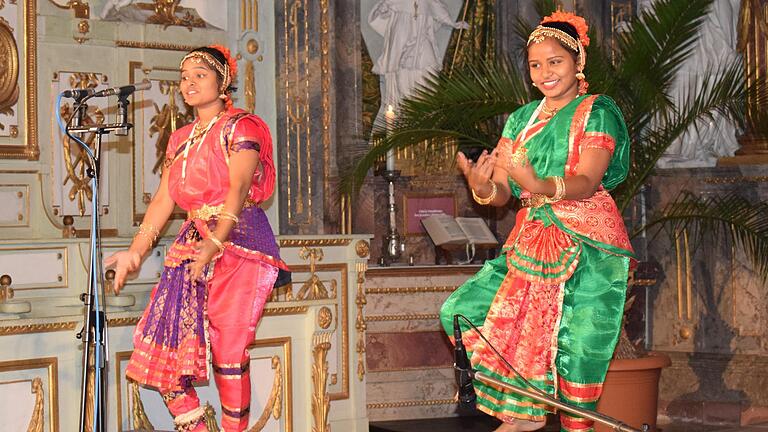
left=135, top=223, right=159, bottom=243
left=139, top=222, right=159, bottom=237
left=549, top=176, right=566, bottom=202
left=208, top=235, right=225, bottom=252
left=472, top=180, right=497, bottom=205
left=134, top=231, right=154, bottom=243
left=218, top=210, right=239, bottom=224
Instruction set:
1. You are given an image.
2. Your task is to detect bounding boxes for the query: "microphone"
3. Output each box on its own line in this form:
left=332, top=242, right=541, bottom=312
left=95, top=80, right=151, bottom=97
left=453, top=314, right=477, bottom=411
left=62, top=80, right=151, bottom=98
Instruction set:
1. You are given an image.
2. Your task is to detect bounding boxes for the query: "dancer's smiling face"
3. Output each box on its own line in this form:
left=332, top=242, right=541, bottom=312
left=527, top=37, right=580, bottom=103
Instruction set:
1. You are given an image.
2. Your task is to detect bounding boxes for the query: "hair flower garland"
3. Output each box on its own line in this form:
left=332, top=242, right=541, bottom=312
left=541, top=10, right=590, bottom=47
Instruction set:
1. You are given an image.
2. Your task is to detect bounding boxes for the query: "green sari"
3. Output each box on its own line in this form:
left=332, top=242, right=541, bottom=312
left=440, top=94, right=634, bottom=432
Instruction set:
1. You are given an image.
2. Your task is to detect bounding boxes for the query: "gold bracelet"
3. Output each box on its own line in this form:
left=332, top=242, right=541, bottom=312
left=549, top=176, right=566, bottom=202
left=208, top=235, right=225, bottom=252
left=218, top=210, right=239, bottom=224
left=519, top=177, right=566, bottom=208
left=472, top=180, right=497, bottom=205
left=135, top=223, right=159, bottom=243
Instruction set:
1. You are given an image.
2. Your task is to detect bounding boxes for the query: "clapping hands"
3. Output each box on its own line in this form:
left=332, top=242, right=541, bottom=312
left=457, top=149, right=496, bottom=196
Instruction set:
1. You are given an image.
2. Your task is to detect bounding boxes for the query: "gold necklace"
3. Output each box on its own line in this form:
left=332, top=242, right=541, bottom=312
left=540, top=103, right=558, bottom=118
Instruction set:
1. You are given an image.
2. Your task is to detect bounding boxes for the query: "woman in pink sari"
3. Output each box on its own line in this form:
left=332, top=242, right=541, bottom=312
left=106, top=45, right=287, bottom=432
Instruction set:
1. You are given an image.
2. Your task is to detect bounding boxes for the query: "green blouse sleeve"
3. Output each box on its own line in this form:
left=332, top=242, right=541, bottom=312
left=584, top=95, right=630, bottom=190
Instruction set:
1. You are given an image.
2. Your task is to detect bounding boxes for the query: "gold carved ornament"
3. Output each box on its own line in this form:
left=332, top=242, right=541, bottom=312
left=138, top=0, right=205, bottom=30
left=672, top=228, right=695, bottom=343
left=130, top=380, right=155, bottom=430
left=244, top=60, right=256, bottom=113
left=355, top=240, right=370, bottom=258
left=47, top=0, right=90, bottom=19
left=241, top=0, right=259, bottom=32
left=0, top=16, right=19, bottom=131
left=83, top=353, right=95, bottom=432
left=311, top=332, right=332, bottom=432
left=27, top=377, right=44, bottom=432
left=204, top=403, right=221, bottom=432
left=317, top=306, right=333, bottom=329
left=247, top=356, right=283, bottom=432
left=243, top=37, right=259, bottom=113
left=355, top=262, right=367, bottom=381
left=297, top=247, right=330, bottom=300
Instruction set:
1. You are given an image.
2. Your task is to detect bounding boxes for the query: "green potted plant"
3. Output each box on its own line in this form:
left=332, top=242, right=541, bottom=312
left=345, top=0, right=768, bottom=429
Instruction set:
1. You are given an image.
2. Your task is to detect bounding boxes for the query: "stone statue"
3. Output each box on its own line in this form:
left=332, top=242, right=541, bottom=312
left=654, top=0, right=742, bottom=167
left=368, top=0, right=468, bottom=121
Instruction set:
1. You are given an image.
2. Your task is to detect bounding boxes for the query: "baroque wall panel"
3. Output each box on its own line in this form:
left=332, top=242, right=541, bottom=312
left=0, top=357, right=58, bottom=432
left=275, top=0, right=339, bottom=234
left=0, top=0, right=37, bottom=160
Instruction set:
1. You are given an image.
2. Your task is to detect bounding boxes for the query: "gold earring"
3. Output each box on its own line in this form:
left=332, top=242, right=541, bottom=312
left=576, top=72, right=585, bottom=81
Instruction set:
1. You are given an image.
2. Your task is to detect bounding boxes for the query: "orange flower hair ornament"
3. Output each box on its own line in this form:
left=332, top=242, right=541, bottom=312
left=528, top=11, right=590, bottom=95
left=208, top=44, right=238, bottom=109
left=541, top=11, right=590, bottom=47
left=208, top=44, right=238, bottom=82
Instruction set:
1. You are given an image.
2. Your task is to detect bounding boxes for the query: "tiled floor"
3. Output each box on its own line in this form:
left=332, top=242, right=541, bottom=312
left=369, top=416, right=768, bottom=432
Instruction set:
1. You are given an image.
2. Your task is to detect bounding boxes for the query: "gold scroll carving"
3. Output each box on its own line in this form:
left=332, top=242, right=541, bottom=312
left=27, top=377, right=44, bottom=432
left=311, top=332, right=332, bottom=432
left=247, top=356, right=283, bottom=432
left=130, top=380, right=155, bottom=430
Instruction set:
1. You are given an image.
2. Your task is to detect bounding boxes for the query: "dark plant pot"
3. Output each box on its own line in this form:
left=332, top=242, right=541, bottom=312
left=595, top=352, right=671, bottom=432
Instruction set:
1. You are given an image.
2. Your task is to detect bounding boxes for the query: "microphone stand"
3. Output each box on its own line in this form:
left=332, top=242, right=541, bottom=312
left=453, top=315, right=648, bottom=432
left=69, top=94, right=133, bottom=432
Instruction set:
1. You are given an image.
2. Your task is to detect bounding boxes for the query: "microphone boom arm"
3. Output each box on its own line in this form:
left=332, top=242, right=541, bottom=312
left=453, top=314, right=648, bottom=432
left=470, top=371, right=647, bottom=432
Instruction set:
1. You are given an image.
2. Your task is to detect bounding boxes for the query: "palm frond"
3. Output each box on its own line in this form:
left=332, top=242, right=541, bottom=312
left=388, top=57, right=530, bottom=134
left=340, top=57, right=530, bottom=194
left=533, top=0, right=561, bottom=18
left=510, top=0, right=560, bottom=62
left=582, top=30, right=619, bottom=97
left=614, top=0, right=713, bottom=133
left=614, top=59, right=747, bottom=210
left=638, top=192, right=768, bottom=282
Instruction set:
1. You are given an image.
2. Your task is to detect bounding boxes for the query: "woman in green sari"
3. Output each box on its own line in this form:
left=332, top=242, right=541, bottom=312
left=440, top=11, right=634, bottom=432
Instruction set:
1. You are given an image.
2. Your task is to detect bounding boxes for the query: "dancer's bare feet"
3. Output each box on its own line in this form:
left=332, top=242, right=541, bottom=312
left=493, top=418, right=546, bottom=432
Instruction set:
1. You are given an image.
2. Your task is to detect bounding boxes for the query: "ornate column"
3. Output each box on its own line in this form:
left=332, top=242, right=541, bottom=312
left=736, top=0, right=768, bottom=155
left=275, top=0, right=362, bottom=234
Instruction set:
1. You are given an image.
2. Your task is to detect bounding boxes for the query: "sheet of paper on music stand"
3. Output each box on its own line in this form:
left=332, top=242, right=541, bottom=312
left=421, top=214, right=498, bottom=246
